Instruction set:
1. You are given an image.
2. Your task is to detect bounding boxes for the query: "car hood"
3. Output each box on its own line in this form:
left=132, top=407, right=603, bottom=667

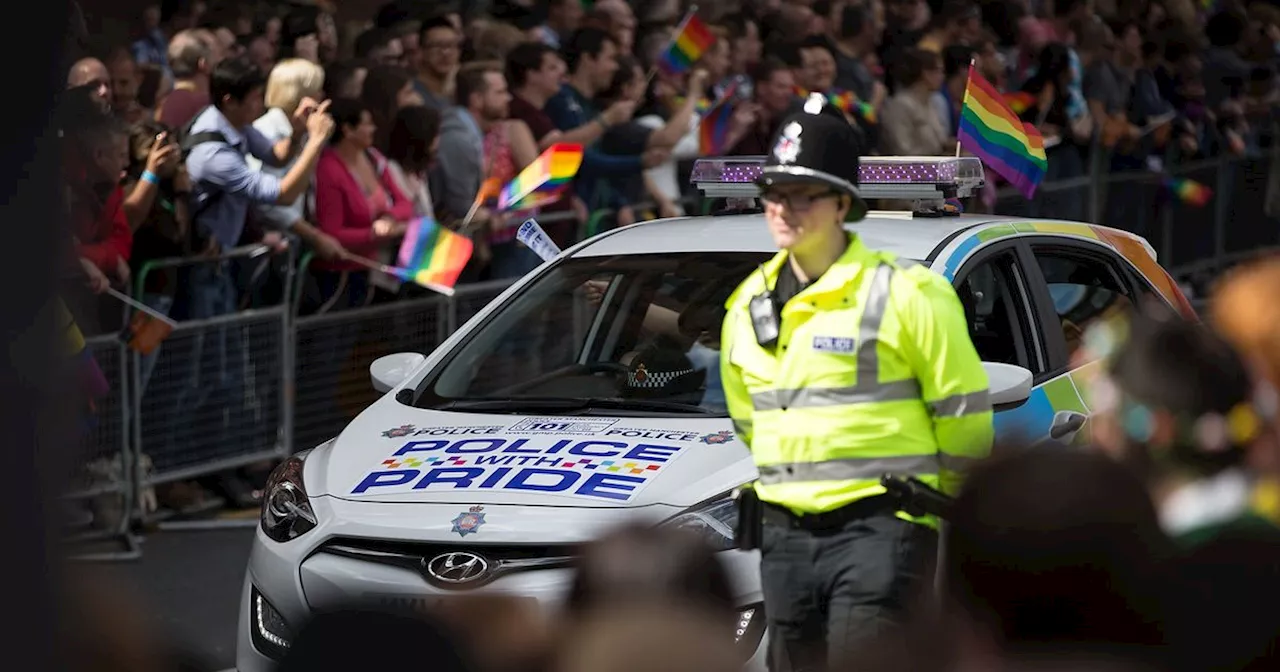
left=310, top=397, right=756, bottom=509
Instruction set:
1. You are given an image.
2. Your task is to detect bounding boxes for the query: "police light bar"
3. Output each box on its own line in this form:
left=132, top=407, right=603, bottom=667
left=690, top=156, right=986, bottom=201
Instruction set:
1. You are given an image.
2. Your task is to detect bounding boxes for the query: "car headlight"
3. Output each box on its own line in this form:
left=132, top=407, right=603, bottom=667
left=662, top=495, right=738, bottom=551
left=260, top=455, right=317, bottom=543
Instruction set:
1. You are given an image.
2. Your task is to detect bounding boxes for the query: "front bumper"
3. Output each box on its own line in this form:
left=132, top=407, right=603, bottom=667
left=236, top=513, right=768, bottom=672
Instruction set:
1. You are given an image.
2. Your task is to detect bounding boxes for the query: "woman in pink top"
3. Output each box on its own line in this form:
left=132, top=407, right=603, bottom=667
left=312, top=97, right=413, bottom=311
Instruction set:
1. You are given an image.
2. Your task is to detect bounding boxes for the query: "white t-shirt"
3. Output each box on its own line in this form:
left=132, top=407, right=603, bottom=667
left=636, top=114, right=701, bottom=215
left=248, top=107, right=306, bottom=229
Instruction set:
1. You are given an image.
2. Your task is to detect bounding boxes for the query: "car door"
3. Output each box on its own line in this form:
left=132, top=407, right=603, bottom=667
left=949, top=241, right=1058, bottom=443
left=1017, top=237, right=1145, bottom=445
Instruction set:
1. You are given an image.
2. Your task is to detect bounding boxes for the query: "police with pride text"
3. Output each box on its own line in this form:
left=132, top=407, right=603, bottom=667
left=720, top=97, right=995, bottom=671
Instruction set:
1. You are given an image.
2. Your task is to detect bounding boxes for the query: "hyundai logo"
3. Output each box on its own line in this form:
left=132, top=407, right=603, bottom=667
left=424, top=551, right=489, bottom=584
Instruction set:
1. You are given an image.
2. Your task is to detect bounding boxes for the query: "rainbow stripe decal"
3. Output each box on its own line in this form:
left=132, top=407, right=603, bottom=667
left=937, top=220, right=1198, bottom=444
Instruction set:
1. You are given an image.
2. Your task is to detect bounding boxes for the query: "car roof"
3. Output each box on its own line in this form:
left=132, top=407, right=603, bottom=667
left=572, top=212, right=1026, bottom=261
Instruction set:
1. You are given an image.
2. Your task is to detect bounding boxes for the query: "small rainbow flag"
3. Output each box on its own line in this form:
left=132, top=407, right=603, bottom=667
left=957, top=64, right=1048, bottom=199
left=395, top=216, right=474, bottom=289
left=699, top=102, right=734, bottom=154
left=61, top=300, right=109, bottom=401
left=1004, top=91, right=1036, bottom=116
left=794, top=87, right=877, bottom=124
left=1164, top=177, right=1212, bottom=207
left=498, top=143, right=584, bottom=211
left=658, top=12, right=715, bottom=74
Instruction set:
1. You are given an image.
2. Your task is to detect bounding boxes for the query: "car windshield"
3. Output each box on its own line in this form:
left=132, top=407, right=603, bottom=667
left=414, top=252, right=774, bottom=416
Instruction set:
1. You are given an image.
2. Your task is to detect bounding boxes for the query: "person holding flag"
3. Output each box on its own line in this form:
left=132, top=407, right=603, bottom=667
left=721, top=96, right=993, bottom=671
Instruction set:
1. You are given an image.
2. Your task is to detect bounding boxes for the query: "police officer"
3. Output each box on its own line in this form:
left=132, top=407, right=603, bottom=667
left=720, top=97, right=995, bottom=671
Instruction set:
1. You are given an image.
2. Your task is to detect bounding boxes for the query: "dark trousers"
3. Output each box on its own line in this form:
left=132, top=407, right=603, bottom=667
left=760, top=504, right=938, bottom=672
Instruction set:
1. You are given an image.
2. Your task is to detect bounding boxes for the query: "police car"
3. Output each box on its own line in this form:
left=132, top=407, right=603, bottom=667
left=237, top=156, right=1195, bottom=671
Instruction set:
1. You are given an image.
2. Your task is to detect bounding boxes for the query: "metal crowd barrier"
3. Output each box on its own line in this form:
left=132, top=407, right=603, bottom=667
left=63, top=152, right=1280, bottom=559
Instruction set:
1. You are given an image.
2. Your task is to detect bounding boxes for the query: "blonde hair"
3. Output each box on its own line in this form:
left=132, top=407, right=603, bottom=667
left=266, top=58, right=326, bottom=115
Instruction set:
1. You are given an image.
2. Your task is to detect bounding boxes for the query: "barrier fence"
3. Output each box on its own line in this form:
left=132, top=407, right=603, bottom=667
left=65, top=150, right=1280, bottom=560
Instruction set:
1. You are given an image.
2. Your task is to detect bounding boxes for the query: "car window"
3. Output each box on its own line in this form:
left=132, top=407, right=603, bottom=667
left=418, top=253, right=771, bottom=414
left=1033, top=249, right=1134, bottom=361
left=955, top=252, right=1039, bottom=372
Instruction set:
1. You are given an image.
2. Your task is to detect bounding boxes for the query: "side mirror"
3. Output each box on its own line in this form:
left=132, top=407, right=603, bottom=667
left=370, top=352, right=425, bottom=394
left=983, top=362, right=1033, bottom=412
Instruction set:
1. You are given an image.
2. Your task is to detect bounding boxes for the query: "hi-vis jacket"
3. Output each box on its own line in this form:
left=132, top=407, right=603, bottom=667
left=721, top=235, right=994, bottom=519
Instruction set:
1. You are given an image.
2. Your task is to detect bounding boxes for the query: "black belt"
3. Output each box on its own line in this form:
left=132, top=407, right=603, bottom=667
left=761, top=495, right=897, bottom=532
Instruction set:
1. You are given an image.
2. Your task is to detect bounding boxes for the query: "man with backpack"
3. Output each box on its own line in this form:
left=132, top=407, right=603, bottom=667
left=170, top=55, right=333, bottom=507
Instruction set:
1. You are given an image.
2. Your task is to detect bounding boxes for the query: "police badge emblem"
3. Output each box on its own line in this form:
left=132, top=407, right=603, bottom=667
left=450, top=505, right=487, bottom=537
left=382, top=424, right=416, bottom=438
left=774, top=122, right=802, bottom=164
left=698, top=430, right=735, bottom=445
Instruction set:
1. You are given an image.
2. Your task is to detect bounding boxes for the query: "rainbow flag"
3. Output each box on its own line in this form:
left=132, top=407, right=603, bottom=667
left=658, top=13, right=715, bottom=74
left=699, top=102, right=734, bottom=154
left=1164, top=177, right=1212, bottom=207
left=60, top=300, right=109, bottom=401
left=794, top=87, right=877, bottom=124
left=1004, top=91, right=1036, bottom=116
left=498, top=143, right=583, bottom=211
left=395, top=216, right=474, bottom=289
left=957, top=64, right=1048, bottom=199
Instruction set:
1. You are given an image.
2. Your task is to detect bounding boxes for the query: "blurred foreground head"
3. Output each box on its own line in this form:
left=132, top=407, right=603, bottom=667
left=277, top=608, right=473, bottom=672
left=1083, top=309, right=1278, bottom=492
left=565, top=522, right=737, bottom=627
left=942, top=448, right=1172, bottom=667
left=1211, top=254, right=1280, bottom=388
left=553, top=606, right=740, bottom=672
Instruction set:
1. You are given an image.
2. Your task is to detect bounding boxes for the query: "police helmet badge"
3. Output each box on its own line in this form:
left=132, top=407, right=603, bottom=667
left=451, top=505, right=487, bottom=537
left=774, top=121, right=803, bottom=165
left=633, top=363, right=649, bottom=384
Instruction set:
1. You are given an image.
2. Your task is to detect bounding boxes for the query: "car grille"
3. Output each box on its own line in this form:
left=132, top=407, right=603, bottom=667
left=314, top=538, right=576, bottom=590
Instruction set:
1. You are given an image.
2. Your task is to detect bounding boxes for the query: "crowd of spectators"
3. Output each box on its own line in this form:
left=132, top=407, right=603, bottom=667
left=57, top=0, right=1280, bottom=510
left=63, top=0, right=1280, bottom=328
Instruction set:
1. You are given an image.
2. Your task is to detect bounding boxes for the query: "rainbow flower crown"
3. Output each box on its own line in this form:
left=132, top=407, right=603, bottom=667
left=1080, top=316, right=1279, bottom=454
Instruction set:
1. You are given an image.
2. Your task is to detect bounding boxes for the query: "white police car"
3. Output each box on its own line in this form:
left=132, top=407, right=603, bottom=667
left=237, top=156, right=1195, bottom=671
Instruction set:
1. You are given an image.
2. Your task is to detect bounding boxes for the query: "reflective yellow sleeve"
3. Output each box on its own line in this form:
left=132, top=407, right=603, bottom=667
left=895, top=270, right=995, bottom=495
left=720, top=308, right=755, bottom=448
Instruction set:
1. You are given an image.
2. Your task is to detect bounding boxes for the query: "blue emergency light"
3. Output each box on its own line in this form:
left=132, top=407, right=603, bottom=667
left=690, top=156, right=987, bottom=202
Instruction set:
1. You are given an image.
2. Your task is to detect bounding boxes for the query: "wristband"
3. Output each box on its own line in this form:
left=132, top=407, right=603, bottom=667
left=141, top=170, right=159, bottom=185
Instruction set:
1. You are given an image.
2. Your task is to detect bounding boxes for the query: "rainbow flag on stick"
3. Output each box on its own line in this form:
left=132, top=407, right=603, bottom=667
left=658, top=9, right=715, bottom=74
left=394, top=216, right=474, bottom=291
left=957, top=64, right=1048, bottom=199
left=498, top=143, right=584, bottom=211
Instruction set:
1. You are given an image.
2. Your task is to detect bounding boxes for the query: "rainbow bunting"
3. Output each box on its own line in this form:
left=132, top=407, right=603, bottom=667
left=659, top=13, right=715, bottom=74
left=957, top=64, right=1048, bottom=199
left=1164, top=177, right=1212, bottom=207
left=1004, top=90, right=1036, bottom=116
left=498, top=143, right=584, bottom=211
left=395, top=216, right=474, bottom=289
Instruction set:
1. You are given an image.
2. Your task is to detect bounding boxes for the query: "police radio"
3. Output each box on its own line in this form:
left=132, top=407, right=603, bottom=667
left=748, top=266, right=781, bottom=348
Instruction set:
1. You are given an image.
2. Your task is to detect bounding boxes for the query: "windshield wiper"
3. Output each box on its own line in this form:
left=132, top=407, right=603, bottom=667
left=431, top=397, right=723, bottom=416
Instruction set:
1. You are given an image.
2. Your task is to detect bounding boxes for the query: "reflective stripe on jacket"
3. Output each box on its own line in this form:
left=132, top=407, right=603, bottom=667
left=720, top=234, right=994, bottom=518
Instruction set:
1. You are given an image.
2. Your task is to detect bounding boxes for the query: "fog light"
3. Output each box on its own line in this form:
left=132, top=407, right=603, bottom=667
left=251, top=590, right=293, bottom=660
left=733, top=602, right=766, bottom=663
left=735, top=608, right=755, bottom=642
